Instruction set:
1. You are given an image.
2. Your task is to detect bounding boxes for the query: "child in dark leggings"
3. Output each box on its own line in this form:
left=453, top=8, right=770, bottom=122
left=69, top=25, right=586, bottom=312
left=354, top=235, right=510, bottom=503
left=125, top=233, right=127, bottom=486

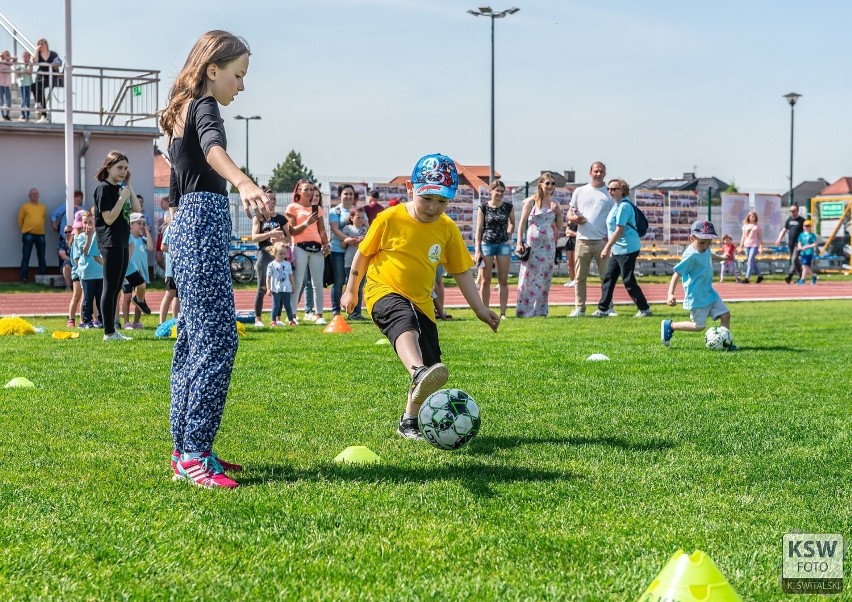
left=93, top=150, right=140, bottom=340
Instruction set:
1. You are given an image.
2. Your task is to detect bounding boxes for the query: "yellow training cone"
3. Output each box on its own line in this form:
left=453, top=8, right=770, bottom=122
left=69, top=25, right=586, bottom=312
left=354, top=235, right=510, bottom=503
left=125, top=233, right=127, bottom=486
left=5, top=377, right=35, bottom=388
left=637, top=549, right=742, bottom=602
left=324, top=314, right=352, bottom=334
left=334, top=446, right=380, bottom=465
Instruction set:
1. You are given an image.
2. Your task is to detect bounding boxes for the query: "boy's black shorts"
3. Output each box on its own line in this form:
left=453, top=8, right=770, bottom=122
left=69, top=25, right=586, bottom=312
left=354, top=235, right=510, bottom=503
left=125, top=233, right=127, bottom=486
left=164, top=276, right=178, bottom=292
left=122, top=270, right=146, bottom=294
left=372, top=293, right=441, bottom=367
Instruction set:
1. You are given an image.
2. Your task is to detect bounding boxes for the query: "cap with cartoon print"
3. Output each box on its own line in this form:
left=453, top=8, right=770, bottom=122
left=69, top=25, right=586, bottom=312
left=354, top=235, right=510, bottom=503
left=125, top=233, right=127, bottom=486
left=411, top=153, right=459, bottom=200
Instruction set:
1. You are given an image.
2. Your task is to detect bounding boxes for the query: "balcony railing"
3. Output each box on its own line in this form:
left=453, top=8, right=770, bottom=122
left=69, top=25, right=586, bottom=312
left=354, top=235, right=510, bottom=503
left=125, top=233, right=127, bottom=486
left=1, top=60, right=160, bottom=127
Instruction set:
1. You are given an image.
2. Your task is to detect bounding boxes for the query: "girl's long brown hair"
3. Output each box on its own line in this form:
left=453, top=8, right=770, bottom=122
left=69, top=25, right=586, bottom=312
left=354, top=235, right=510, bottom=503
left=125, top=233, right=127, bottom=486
left=160, top=31, right=250, bottom=138
left=95, top=151, right=129, bottom=182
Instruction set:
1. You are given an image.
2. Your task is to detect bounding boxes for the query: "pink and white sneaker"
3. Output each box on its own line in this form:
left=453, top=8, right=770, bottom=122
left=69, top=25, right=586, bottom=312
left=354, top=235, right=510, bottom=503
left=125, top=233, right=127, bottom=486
left=176, top=452, right=239, bottom=488
left=172, top=449, right=242, bottom=479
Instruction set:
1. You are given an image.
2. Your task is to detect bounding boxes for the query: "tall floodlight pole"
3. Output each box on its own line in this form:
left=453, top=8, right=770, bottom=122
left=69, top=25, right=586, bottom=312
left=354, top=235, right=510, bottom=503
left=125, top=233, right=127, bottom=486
left=234, top=115, right=261, bottom=177
left=467, top=6, right=520, bottom=185
left=783, top=93, right=801, bottom=206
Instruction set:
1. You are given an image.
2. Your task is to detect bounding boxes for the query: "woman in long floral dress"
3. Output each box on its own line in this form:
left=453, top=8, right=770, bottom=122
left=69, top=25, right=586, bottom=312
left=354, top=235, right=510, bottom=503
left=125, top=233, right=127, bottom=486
left=514, top=173, right=563, bottom=317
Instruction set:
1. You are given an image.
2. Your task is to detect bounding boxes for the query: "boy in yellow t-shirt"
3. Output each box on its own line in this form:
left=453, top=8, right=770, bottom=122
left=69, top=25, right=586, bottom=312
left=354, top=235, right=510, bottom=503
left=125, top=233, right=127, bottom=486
left=342, top=153, right=500, bottom=440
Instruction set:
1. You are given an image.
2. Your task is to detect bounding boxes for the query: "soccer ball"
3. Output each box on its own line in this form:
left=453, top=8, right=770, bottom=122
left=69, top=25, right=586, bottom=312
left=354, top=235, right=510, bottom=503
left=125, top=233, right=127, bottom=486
left=705, top=326, right=733, bottom=350
left=418, top=388, right=481, bottom=450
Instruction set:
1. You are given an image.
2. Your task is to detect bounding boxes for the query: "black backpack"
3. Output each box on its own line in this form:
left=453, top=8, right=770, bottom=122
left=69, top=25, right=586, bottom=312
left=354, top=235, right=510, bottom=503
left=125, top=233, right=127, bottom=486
left=624, top=201, right=649, bottom=237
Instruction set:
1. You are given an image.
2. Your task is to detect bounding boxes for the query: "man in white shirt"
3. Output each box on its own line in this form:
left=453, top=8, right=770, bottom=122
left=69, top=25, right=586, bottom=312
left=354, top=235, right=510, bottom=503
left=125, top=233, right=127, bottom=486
left=567, top=162, right=615, bottom=317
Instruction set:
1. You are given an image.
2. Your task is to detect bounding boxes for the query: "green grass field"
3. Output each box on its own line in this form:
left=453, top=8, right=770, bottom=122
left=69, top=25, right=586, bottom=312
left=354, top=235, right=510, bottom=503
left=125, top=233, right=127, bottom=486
left=0, top=300, right=849, bottom=601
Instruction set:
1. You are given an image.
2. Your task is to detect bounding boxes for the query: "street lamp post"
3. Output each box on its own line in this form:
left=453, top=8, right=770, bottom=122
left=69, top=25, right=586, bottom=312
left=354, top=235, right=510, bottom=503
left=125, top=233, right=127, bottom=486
left=234, top=114, right=262, bottom=177
left=783, top=93, right=801, bottom=207
left=467, top=6, right=519, bottom=185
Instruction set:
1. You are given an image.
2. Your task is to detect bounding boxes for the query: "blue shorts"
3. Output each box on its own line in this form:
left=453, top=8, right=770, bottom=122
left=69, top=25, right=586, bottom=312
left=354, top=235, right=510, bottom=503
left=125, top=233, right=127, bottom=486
left=481, top=242, right=512, bottom=257
left=800, top=254, right=814, bottom=266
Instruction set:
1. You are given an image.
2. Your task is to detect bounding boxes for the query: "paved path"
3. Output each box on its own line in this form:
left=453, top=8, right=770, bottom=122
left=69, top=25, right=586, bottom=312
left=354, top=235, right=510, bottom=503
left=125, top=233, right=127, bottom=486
left=2, top=280, right=850, bottom=317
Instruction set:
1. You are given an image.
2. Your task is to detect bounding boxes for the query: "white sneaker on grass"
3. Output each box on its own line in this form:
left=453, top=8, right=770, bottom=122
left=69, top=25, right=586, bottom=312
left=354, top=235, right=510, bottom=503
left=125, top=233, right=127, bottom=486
left=104, top=332, right=132, bottom=341
left=254, top=320, right=264, bottom=328
left=568, top=308, right=585, bottom=318
left=315, top=317, right=327, bottom=326
left=634, top=309, right=653, bottom=318
left=303, top=312, right=318, bottom=322
left=606, top=308, right=618, bottom=317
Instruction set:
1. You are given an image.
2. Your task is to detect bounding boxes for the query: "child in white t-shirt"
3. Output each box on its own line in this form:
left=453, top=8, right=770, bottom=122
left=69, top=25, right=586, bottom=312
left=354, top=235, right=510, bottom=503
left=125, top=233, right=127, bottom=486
left=266, top=242, right=296, bottom=326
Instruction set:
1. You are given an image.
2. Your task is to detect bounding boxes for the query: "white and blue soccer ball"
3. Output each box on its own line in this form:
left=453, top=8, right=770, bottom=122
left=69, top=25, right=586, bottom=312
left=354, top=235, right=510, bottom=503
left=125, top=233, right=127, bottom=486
left=418, top=389, right=481, bottom=450
left=705, top=326, right=733, bottom=350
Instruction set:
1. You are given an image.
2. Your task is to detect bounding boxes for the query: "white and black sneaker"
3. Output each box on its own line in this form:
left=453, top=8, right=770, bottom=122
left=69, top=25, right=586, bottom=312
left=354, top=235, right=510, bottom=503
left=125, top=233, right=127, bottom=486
left=104, top=331, right=132, bottom=341
left=409, top=363, right=449, bottom=406
left=396, top=415, right=424, bottom=441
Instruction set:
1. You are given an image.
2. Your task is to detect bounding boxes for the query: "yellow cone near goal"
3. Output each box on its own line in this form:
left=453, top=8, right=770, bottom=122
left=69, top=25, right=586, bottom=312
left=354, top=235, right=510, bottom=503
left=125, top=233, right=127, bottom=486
left=637, top=549, right=742, bottom=602
left=334, top=446, right=380, bottom=465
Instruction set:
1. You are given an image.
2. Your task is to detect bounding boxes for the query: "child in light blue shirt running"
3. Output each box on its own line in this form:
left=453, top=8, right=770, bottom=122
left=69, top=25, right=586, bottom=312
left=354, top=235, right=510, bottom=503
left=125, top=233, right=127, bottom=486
left=796, top=219, right=818, bottom=285
left=661, top=220, right=736, bottom=350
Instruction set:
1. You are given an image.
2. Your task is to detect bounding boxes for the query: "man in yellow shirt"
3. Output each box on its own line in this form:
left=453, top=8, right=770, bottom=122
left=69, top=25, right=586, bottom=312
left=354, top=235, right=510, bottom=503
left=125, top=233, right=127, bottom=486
left=18, top=188, right=48, bottom=282
left=342, top=153, right=500, bottom=440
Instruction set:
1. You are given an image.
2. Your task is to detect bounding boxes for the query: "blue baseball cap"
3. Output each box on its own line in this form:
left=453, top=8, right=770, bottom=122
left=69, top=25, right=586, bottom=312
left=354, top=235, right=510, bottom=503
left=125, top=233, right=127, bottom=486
left=691, top=220, right=718, bottom=239
left=411, top=153, right=459, bottom=200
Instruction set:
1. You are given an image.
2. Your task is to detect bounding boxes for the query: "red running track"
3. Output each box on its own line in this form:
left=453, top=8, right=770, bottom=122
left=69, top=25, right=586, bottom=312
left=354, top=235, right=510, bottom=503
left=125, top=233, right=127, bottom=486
left=2, top=280, right=851, bottom=317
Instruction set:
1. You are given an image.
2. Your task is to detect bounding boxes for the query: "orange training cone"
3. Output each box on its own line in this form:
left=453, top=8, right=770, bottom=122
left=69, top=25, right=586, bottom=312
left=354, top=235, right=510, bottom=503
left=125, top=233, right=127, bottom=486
left=323, top=314, right=352, bottom=334
left=637, top=549, right=743, bottom=602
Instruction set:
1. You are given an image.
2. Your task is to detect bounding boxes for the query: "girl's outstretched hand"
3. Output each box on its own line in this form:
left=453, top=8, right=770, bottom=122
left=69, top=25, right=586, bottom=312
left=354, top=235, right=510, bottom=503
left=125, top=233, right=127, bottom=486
left=240, top=181, right=270, bottom=221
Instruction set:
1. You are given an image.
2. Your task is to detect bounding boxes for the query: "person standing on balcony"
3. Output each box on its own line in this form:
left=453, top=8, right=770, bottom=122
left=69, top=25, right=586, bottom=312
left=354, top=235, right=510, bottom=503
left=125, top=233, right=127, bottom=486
left=33, top=38, right=61, bottom=123
left=0, top=50, right=13, bottom=121
left=18, top=188, right=48, bottom=282
left=15, top=51, right=34, bottom=121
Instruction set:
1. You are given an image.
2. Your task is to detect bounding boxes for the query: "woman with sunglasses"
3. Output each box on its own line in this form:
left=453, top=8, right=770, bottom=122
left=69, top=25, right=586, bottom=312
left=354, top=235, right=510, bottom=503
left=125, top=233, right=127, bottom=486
left=514, top=173, right=563, bottom=317
left=474, top=179, right=515, bottom=319
left=594, top=179, right=652, bottom=318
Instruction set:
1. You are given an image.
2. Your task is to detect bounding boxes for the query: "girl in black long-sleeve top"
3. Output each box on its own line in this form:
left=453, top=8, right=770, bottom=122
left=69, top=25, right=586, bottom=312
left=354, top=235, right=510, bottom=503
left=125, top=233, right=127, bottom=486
left=159, top=30, right=268, bottom=489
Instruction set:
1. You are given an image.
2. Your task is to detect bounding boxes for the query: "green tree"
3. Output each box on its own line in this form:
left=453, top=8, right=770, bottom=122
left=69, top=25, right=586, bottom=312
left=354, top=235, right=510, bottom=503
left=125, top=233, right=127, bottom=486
left=268, top=151, right=314, bottom=193
left=725, top=181, right=739, bottom=193
left=229, top=167, right=257, bottom=193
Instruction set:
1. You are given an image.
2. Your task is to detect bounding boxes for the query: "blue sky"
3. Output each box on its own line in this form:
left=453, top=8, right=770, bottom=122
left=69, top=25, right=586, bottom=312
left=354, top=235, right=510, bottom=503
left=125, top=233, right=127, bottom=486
left=6, top=1, right=851, bottom=191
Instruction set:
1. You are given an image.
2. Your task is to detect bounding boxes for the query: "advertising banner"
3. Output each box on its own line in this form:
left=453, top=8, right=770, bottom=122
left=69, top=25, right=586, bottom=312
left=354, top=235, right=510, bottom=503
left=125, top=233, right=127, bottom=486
left=445, top=186, right=477, bottom=247
left=753, top=193, right=783, bottom=245
left=668, top=191, right=699, bottom=244
left=634, top=189, right=666, bottom=243
left=721, top=193, right=750, bottom=240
